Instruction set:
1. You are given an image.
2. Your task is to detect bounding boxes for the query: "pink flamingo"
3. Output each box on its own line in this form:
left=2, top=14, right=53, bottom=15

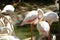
left=37, top=9, right=50, bottom=40
left=21, top=9, right=44, bottom=40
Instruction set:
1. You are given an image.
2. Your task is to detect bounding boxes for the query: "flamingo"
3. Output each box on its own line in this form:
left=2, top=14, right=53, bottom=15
left=0, top=10, right=14, bottom=34
left=0, top=16, right=20, bottom=40
left=0, top=5, right=20, bottom=40
left=1, top=5, right=15, bottom=35
left=21, top=9, right=59, bottom=26
left=36, top=9, right=50, bottom=40
left=44, top=10, right=59, bottom=25
left=43, top=10, right=59, bottom=40
left=21, top=9, right=44, bottom=40
left=37, top=18, right=50, bottom=40
left=21, top=9, right=44, bottom=25
left=2, top=4, right=23, bottom=25
left=2, top=5, right=15, bottom=13
left=1, top=4, right=23, bottom=36
left=21, top=8, right=59, bottom=40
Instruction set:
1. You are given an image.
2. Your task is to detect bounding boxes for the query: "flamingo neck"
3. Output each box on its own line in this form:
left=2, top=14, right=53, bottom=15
left=39, top=17, right=45, bottom=21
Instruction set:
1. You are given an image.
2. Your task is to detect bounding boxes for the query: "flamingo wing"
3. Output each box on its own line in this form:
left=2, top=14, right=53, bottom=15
left=37, top=21, right=50, bottom=36
left=21, top=10, right=38, bottom=25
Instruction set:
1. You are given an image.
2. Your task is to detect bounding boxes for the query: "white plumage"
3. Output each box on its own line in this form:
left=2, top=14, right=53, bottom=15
left=44, top=11, right=59, bottom=25
left=0, top=5, right=20, bottom=40
left=2, top=5, right=15, bottom=13
left=24, top=10, right=38, bottom=21
left=0, top=35, right=20, bottom=40
left=52, top=34, right=56, bottom=40
left=37, top=21, right=50, bottom=36
left=21, top=9, right=44, bottom=40
left=4, top=15, right=14, bottom=34
left=0, top=15, right=14, bottom=35
left=21, top=10, right=38, bottom=25
left=55, top=0, right=59, bottom=10
left=1, top=5, right=15, bottom=34
left=21, top=9, right=44, bottom=25
left=36, top=9, right=51, bottom=40
left=21, top=9, right=59, bottom=26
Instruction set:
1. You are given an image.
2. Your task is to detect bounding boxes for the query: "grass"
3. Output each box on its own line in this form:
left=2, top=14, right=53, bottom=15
left=14, top=2, right=59, bottom=40
left=14, top=22, right=59, bottom=40
left=14, top=24, right=39, bottom=40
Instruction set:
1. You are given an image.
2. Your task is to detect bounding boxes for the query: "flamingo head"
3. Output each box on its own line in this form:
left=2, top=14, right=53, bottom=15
left=37, top=8, right=45, bottom=21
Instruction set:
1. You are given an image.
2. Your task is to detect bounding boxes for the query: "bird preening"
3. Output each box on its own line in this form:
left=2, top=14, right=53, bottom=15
left=21, top=8, right=59, bottom=40
left=0, top=4, right=59, bottom=40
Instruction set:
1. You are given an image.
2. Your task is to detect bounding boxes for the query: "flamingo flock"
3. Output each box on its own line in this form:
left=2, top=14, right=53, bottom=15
left=21, top=8, right=59, bottom=40
left=0, top=4, right=59, bottom=40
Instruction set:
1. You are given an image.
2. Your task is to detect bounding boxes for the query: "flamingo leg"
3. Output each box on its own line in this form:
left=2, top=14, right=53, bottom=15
left=44, top=32, right=47, bottom=40
left=44, top=36, right=46, bottom=40
left=48, top=31, right=50, bottom=40
left=40, top=30, right=47, bottom=40
left=30, top=24, right=34, bottom=40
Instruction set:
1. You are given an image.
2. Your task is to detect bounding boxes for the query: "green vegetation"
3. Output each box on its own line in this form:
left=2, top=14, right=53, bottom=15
left=0, top=0, right=59, bottom=39
left=14, top=25, right=39, bottom=40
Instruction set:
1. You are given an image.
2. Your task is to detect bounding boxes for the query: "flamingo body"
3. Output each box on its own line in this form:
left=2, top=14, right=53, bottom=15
left=4, top=16, right=14, bottom=34
left=24, top=10, right=38, bottom=21
left=37, top=21, right=50, bottom=36
left=21, top=10, right=38, bottom=25
left=2, top=5, right=15, bottom=13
